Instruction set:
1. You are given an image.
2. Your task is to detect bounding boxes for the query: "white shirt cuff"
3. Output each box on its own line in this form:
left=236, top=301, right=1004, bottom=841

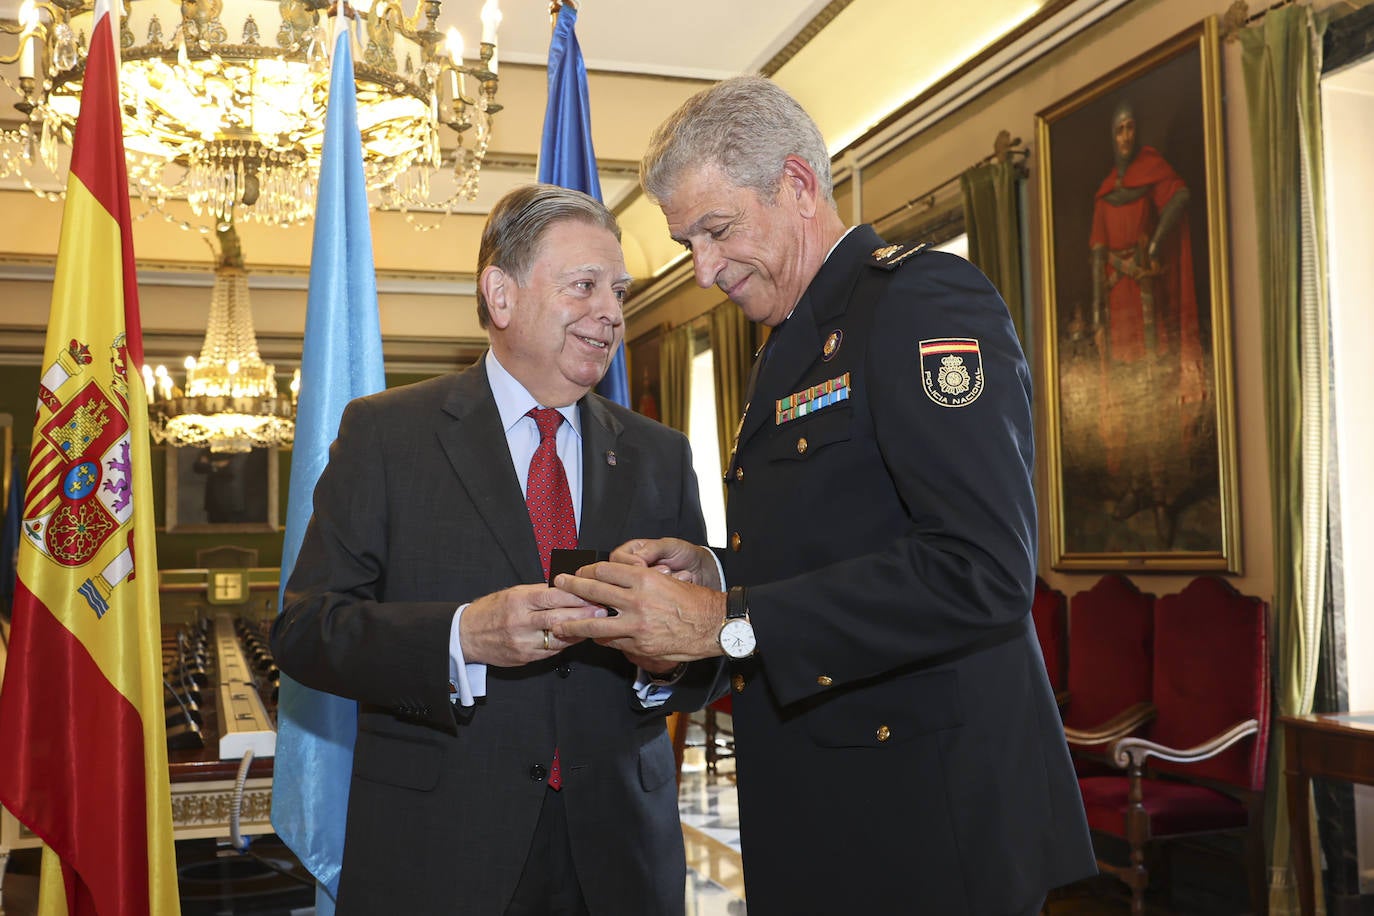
left=708, top=551, right=727, bottom=591
left=449, top=603, right=488, bottom=707
left=633, top=675, right=673, bottom=708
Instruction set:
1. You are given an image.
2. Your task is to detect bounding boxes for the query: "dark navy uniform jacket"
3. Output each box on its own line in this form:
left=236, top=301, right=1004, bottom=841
left=719, top=224, right=1096, bottom=914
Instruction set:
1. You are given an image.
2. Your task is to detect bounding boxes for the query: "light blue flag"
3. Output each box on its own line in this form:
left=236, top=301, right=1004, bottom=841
left=538, top=2, right=629, bottom=407
left=270, top=19, right=386, bottom=916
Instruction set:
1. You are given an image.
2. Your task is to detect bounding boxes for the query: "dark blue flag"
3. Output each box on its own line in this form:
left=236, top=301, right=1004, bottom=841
left=538, top=2, right=629, bottom=407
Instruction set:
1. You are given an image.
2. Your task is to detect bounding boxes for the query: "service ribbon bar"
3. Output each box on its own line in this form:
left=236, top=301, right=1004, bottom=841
left=776, top=372, right=851, bottom=425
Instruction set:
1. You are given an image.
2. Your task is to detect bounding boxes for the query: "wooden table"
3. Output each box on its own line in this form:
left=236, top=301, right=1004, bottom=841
left=1281, top=711, right=1374, bottom=916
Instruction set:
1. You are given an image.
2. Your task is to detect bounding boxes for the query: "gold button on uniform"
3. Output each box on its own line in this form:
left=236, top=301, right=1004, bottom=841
left=876, top=725, right=891, bottom=742
left=732, top=673, right=746, bottom=693
left=796, top=437, right=808, bottom=455
left=734, top=466, right=744, bottom=481
left=730, top=532, right=742, bottom=551
left=816, top=675, right=832, bottom=687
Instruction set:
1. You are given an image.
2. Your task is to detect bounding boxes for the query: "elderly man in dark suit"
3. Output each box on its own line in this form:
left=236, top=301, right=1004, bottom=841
left=556, top=77, right=1097, bottom=915
left=272, top=184, right=713, bottom=915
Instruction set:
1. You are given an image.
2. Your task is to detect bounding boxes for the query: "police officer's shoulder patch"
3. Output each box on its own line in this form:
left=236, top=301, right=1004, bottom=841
left=919, top=338, right=984, bottom=408
left=868, top=241, right=929, bottom=271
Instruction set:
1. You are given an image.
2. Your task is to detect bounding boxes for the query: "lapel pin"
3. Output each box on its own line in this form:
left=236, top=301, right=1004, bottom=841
left=605, top=450, right=617, bottom=466
left=822, top=330, right=843, bottom=361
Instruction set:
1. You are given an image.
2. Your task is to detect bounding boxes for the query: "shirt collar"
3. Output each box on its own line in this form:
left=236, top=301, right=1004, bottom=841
left=484, top=350, right=583, bottom=439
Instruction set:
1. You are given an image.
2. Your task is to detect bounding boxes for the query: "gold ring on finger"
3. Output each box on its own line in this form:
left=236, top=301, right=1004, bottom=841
left=542, top=629, right=552, bottom=651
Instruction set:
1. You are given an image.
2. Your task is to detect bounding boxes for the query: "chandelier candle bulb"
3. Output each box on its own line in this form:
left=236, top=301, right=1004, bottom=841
left=480, top=0, right=500, bottom=45
left=446, top=27, right=465, bottom=100
left=16, top=0, right=38, bottom=80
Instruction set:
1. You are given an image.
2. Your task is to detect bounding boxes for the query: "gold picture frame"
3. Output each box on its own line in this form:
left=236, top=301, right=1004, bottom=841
left=1035, top=17, right=1239, bottom=571
left=165, top=446, right=279, bottom=534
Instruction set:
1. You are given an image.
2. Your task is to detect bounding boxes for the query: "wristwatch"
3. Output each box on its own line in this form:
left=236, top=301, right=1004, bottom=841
left=718, top=586, right=757, bottom=659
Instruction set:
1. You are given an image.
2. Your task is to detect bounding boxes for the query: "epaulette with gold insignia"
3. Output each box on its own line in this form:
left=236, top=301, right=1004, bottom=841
left=867, top=241, right=929, bottom=271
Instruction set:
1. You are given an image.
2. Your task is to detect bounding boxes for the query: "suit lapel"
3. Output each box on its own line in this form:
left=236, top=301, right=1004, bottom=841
left=435, top=364, right=545, bottom=583
left=577, top=395, right=631, bottom=552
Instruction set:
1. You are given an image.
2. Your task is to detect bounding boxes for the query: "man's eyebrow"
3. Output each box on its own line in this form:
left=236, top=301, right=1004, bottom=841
left=557, top=265, right=634, bottom=287
left=671, top=210, right=730, bottom=243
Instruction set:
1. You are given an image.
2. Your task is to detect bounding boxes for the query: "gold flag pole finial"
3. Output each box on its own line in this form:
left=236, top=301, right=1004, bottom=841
left=549, top=0, right=577, bottom=24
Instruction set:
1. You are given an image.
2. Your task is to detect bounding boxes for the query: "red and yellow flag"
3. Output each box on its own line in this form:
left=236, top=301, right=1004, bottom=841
left=0, top=0, right=180, bottom=911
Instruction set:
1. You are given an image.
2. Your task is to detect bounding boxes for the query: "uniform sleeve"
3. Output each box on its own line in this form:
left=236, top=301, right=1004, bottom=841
left=270, top=396, right=463, bottom=730
left=748, top=253, right=1037, bottom=708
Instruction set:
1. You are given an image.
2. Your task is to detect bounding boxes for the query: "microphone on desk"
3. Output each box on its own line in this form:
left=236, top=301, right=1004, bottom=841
left=163, top=678, right=205, bottom=750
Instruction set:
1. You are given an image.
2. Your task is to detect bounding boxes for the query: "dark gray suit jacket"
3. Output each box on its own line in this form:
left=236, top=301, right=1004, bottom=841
left=272, top=363, right=714, bottom=915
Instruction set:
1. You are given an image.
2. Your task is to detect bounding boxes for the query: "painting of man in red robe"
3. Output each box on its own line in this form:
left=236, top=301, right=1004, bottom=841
left=1085, top=99, right=1209, bottom=546
left=1041, top=24, right=1236, bottom=569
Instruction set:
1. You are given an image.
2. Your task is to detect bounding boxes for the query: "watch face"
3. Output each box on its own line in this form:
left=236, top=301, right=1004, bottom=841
left=719, top=618, right=757, bottom=659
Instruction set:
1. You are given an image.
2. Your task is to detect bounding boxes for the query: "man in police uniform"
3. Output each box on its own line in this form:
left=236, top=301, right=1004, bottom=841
left=556, top=77, right=1096, bottom=915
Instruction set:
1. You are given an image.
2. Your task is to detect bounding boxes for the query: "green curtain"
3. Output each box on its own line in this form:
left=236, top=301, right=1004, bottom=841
left=707, top=300, right=758, bottom=475
left=657, top=324, right=694, bottom=434
left=959, top=161, right=1027, bottom=346
left=1240, top=7, right=1331, bottom=912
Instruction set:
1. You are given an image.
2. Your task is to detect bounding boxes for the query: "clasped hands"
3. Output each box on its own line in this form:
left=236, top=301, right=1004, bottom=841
left=554, top=538, right=728, bottom=666
left=458, top=538, right=725, bottom=670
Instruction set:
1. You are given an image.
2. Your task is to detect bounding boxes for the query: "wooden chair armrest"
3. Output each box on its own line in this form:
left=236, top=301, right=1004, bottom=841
left=1111, top=718, right=1260, bottom=770
left=1064, top=702, right=1156, bottom=747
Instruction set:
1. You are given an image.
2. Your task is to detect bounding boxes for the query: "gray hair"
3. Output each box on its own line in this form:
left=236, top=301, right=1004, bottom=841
left=476, top=184, right=621, bottom=329
left=640, top=76, right=833, bottom=207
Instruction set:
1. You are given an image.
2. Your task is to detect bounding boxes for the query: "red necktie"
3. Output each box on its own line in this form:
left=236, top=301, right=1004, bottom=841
left=525, top=407, right=576, bottom=790
left=525, top=408, right=578, bottom=580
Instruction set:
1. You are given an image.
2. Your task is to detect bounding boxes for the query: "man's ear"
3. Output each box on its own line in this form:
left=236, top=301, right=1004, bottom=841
left=480, top=265, right=515, bottom=330
left=781, top=155, right=820, bottom=219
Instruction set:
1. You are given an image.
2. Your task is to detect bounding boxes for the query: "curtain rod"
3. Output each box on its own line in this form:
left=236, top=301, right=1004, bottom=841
left=869, top=131, right=1028, bottom=232
left=1222, top=0, right=1358, bottom=40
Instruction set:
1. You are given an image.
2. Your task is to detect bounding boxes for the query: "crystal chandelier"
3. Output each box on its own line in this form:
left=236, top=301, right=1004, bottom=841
left=143, top=224, right=298, bottom=453
left=2, top=0, right=502, bottom=227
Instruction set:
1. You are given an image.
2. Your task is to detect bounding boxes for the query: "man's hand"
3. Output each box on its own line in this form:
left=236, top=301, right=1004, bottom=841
left=609, top=537, right=722, bottom=590
left=459, top=584, right=605, bottom=667
left=552, top=561, right=726, bottom=662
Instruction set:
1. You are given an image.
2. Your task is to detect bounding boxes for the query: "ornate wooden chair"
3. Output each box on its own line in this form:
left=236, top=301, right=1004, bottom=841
left=1072, top=576, right=1270, bottom=915
left=1061, top=574, right=1156, bottom=768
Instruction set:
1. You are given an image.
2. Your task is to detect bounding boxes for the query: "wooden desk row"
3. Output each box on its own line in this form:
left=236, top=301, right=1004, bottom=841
left=1, top=618, right=277, bottom=908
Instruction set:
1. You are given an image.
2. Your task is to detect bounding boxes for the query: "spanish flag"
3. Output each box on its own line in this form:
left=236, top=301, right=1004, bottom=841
left=0, top=0, right=181, bottom=910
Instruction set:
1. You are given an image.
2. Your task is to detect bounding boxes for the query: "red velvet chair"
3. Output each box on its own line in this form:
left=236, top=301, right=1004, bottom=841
left=1031, top=576, right=1068, bottom=697
left=1073, top=576, right=1270, bottom=915
left=1061, top=574, right=1155, bottom=765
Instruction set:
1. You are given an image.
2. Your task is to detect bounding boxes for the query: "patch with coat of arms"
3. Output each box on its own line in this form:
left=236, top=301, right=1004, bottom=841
left=918, top=338, right=984, bottom=408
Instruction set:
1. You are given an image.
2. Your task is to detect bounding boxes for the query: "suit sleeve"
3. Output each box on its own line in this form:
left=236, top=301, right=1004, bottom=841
left=271, top=396, right=461, bottom=731
left=748, top=253, right=1038, bottom=708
